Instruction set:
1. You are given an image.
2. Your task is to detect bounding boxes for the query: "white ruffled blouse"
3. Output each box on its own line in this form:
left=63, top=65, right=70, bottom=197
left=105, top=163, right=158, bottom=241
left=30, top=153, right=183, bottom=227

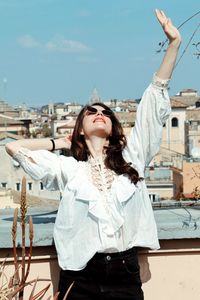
left=14, top=74, right=171, bottom=270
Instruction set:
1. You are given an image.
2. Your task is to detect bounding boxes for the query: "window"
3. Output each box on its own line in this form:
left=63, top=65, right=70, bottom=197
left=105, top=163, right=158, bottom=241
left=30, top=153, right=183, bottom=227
left=28, top=182, right=32, bottom=191
left=195, top=101, right=200, bottom=108
left=149, top=194, right=156, bottom=202
left=40, top=182, right=44, bottom=190
left=171, top=117, right=178, bottom=127
left=16, top=183, right=21, bottom=191
left=1, top=182, right=7, bottom=188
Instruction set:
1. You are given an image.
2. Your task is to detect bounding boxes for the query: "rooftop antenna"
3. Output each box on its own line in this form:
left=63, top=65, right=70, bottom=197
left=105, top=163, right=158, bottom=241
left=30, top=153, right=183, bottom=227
left=3, top=77, right=7, bottom=99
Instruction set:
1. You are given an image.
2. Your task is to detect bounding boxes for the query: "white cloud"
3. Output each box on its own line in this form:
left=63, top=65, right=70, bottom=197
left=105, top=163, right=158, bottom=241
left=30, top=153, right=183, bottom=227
left=45, top=36, right=91, bottom=53
left=17, top=35, right=40, bottom=48
left=17, top=34, right=91, bottom=54
left=77, top=9, right=91, bottom=17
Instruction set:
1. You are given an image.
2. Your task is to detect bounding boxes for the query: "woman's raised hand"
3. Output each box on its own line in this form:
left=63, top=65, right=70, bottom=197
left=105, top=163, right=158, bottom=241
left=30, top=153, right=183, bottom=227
left=155, top=9, right=181, bottom=48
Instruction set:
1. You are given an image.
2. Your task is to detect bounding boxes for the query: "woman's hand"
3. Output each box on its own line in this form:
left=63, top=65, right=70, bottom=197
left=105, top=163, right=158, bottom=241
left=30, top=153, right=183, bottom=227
left=55, top=136, right=72, bottom=150
left=155, top=9, right=181, bottom=48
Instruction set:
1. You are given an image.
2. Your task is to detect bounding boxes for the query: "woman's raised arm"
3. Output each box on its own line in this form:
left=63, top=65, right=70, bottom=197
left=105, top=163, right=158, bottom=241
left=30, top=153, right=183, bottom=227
left=155, top=9, right=182, bottom=80
left=123, top=9, right=181, bottom=169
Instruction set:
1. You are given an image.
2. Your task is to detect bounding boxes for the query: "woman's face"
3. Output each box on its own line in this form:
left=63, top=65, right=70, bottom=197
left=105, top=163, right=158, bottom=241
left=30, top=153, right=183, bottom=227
left=81, top=105, right=112, bottom=138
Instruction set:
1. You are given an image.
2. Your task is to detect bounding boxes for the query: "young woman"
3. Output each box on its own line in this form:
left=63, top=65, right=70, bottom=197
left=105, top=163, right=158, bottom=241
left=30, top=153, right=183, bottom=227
left=6, top=9, right=181, bottom=300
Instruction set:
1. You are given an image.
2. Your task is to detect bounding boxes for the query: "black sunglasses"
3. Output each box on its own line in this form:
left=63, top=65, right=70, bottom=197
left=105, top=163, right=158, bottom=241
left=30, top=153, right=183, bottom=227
left=86, top=106, right=113, bottom=117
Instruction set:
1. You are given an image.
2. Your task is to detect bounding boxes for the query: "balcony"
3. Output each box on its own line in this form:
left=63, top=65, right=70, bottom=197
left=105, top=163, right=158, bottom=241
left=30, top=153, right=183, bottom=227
left=1, top=205, right=200, bottom=299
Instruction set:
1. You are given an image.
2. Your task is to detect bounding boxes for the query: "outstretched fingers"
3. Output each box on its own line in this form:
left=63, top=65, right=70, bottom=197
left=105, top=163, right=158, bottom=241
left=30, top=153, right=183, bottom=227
left=155, top=8, right=181, bottom=46
left=155, top=9, right=168, bottom=27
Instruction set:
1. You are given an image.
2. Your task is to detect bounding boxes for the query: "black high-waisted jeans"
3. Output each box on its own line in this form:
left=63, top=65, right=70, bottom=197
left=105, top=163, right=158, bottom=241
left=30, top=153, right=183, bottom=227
left=58, top=247, right=144, bottom=300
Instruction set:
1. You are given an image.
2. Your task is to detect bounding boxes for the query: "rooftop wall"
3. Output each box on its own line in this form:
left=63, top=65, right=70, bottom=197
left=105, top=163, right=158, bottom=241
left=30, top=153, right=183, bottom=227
left=1, top=240, right=200, bottom=299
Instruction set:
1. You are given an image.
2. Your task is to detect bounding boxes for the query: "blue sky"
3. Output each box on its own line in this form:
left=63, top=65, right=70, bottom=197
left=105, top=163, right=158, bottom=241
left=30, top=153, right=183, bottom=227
left=0, top=0, right=199, bottom=107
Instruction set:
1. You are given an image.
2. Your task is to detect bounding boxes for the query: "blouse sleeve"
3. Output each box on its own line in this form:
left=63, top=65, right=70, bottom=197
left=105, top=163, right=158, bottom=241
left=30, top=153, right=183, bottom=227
left=13, top=147, right=78, bottom=192
left=123, top=74, right=171, bottom=172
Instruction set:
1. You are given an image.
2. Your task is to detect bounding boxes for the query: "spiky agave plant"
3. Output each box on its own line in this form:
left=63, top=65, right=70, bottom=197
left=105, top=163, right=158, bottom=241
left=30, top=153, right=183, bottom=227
left=1, top=176, right=73, bottom=299
left=5, top=177, right=51, bottom=299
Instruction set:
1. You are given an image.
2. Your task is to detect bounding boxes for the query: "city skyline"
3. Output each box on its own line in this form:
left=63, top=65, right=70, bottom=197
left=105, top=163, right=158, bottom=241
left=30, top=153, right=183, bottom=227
left=0, top=0, right=199, bottom=107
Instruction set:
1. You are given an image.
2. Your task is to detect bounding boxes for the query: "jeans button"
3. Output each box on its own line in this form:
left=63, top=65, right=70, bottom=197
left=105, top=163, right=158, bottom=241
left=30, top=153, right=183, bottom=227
left=106, top=255, right=111, bottom=261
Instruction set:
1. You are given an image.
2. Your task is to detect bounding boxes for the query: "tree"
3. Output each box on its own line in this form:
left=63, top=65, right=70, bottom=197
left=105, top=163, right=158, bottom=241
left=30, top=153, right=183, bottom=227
left=41, top=124, right=51, bottom=137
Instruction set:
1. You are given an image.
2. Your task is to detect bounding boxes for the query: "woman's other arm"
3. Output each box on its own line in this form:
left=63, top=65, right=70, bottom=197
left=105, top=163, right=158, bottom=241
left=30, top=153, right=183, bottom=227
left=5, top=137, right=71, bottom=158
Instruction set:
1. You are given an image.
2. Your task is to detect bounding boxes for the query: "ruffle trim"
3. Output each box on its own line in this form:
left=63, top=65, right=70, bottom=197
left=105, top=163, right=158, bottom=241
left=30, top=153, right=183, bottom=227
left=152, top=73, right=170, bottom=89
left=68, top=173, right=137, bottom=235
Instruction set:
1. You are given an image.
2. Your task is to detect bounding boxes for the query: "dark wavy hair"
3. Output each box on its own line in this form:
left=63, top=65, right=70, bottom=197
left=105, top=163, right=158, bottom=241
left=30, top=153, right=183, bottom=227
left=70, top=102, right=142, bottom=184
